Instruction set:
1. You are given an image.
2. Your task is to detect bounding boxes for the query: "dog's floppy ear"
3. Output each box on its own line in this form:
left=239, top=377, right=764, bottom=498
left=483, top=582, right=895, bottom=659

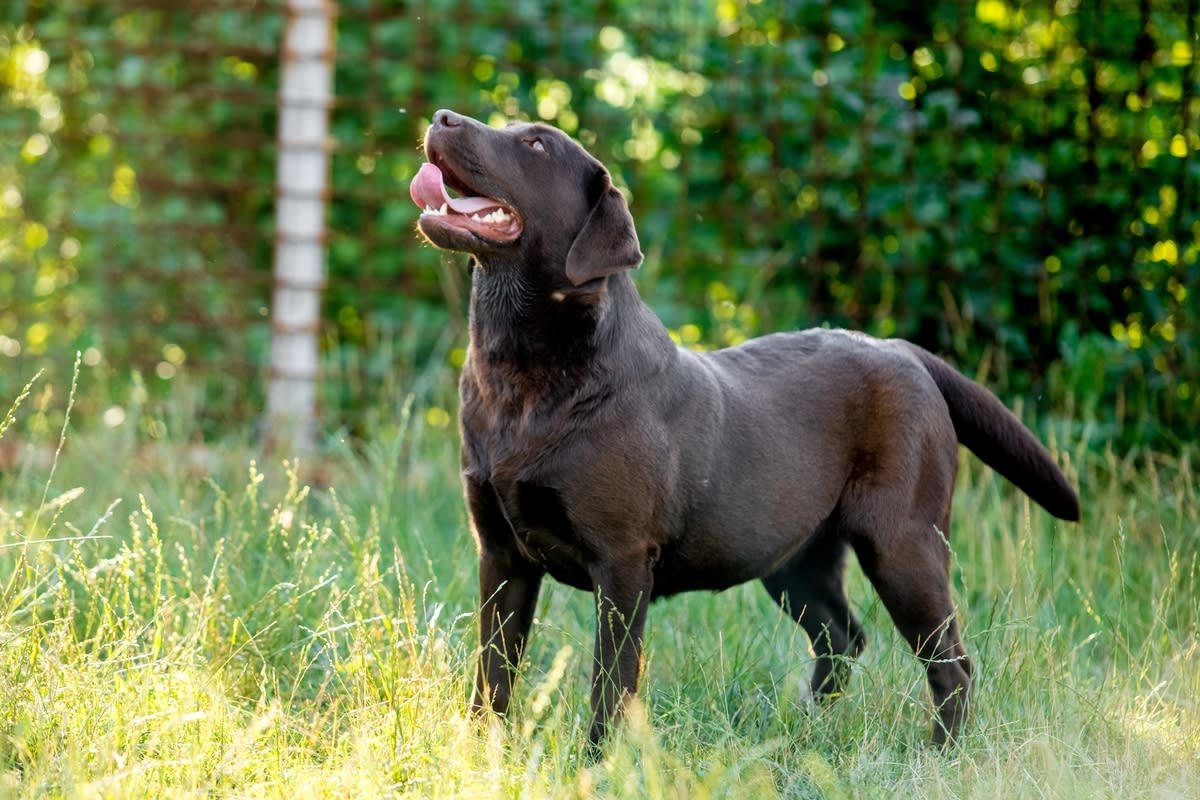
left=565, top=173, right=643, bottom=286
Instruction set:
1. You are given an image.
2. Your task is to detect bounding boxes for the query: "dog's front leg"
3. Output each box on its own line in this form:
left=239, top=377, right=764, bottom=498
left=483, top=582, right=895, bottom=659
left=467, top=478, right=544, bottom=718
left=474, top=551, right=543, bottom=717
left=588, top=546, right=657, bottom=745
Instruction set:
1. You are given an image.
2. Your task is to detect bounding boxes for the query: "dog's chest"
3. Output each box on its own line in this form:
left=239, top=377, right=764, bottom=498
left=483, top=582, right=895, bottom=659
left=459, top=366, right=583, bottom=478
left=461, top=400, right=602, bottom=590
left=491, top=479, right=592, bottom=590
left=461, top=406, right=563, bottom=483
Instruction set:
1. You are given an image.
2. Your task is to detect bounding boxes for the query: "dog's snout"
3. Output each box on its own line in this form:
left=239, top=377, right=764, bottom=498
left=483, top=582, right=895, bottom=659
left=433, top=109, right=464, bottom=129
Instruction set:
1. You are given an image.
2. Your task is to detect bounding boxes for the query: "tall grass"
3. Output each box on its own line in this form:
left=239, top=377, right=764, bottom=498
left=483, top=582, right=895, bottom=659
left=0, top=366, right=1196, bottom=798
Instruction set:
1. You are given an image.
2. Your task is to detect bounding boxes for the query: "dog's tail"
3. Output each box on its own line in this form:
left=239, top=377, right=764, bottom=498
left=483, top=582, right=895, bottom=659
left=904, top=343, right=1080, bottom=521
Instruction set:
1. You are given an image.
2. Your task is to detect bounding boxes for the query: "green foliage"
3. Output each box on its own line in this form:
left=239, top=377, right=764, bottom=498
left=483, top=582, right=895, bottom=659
left=2, top=1, right=1197, bottom=447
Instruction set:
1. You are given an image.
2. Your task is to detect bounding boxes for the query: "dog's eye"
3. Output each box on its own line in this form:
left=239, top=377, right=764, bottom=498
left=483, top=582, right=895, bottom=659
left=525, top=137, right=545, bottom=153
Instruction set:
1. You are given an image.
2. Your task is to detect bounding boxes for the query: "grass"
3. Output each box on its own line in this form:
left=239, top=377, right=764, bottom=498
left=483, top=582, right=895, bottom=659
left=0, top=366, right=1197, bottom=799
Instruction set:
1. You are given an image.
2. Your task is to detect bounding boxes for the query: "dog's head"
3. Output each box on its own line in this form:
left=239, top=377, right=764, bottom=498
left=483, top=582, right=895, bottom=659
left=411, top=109, right=643, bottom=287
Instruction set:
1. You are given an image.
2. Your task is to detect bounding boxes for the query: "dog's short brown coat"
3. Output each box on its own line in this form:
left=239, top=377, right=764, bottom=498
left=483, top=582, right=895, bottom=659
left=414, top=109, right=1080, bottom=747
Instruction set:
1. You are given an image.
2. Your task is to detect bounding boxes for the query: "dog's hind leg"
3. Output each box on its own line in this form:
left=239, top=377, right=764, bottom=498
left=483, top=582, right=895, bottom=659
left=761, top=522, right=866, bottom=702
left=848, top=498, right=972, bottom=746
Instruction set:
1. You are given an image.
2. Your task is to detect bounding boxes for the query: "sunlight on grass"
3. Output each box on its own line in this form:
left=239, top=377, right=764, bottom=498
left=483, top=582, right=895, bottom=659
left=0, top=370, right=1197, bottom=798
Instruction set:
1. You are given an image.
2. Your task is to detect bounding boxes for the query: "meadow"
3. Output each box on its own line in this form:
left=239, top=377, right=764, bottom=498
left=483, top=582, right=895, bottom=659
left=0, top=364, right=1197, bottom=799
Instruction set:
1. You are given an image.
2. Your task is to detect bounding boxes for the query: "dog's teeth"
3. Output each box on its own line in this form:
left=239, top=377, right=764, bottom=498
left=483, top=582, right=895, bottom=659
left=444, top=206, right=512, bottom=224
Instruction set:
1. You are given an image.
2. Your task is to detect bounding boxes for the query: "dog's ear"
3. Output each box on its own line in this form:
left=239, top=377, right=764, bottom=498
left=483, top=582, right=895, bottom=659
left=565, top=174, right=643, bottom=286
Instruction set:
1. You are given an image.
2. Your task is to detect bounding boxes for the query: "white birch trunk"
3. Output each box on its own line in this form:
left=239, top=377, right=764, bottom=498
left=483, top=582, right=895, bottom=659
left=267, top=0, right=335, bottom=453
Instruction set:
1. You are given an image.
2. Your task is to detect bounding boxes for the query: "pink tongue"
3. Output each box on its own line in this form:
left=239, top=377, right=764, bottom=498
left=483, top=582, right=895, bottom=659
left=409, top=162, right=502, bottom=215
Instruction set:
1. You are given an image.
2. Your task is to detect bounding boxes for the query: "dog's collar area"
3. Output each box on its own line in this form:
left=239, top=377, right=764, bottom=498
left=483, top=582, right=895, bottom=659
left=411, top=162, right=522, bottom=242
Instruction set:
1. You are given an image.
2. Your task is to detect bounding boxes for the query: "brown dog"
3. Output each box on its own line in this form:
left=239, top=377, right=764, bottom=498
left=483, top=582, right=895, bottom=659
left=410, top=109, right=1080, bottom=747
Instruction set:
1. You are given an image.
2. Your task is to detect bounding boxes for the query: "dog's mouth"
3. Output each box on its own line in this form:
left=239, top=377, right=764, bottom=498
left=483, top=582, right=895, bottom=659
left=410, top=161, right=523, bottom=244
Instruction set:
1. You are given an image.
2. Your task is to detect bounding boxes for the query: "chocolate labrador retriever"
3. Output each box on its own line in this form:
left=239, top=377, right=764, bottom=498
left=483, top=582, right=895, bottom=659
left=410, top=109, right=1080, bottom=747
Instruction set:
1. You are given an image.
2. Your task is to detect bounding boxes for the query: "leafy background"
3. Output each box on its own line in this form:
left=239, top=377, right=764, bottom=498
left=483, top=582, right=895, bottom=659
left=1, top=0, right=1197, bottom=449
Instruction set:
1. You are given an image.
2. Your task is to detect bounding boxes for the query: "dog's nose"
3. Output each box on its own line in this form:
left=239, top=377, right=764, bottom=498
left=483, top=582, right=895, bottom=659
left=433, top=109, right=463, bottom=129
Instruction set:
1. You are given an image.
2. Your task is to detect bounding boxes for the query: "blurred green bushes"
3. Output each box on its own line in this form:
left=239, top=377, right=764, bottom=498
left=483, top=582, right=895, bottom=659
left=1, top=0, right=1196, bottom=449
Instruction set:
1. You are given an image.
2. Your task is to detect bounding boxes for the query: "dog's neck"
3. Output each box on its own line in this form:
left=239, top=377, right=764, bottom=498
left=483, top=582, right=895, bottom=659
left=466, top=261, right=674, bottom=397
left=468, top=261, right=589, bottom=366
